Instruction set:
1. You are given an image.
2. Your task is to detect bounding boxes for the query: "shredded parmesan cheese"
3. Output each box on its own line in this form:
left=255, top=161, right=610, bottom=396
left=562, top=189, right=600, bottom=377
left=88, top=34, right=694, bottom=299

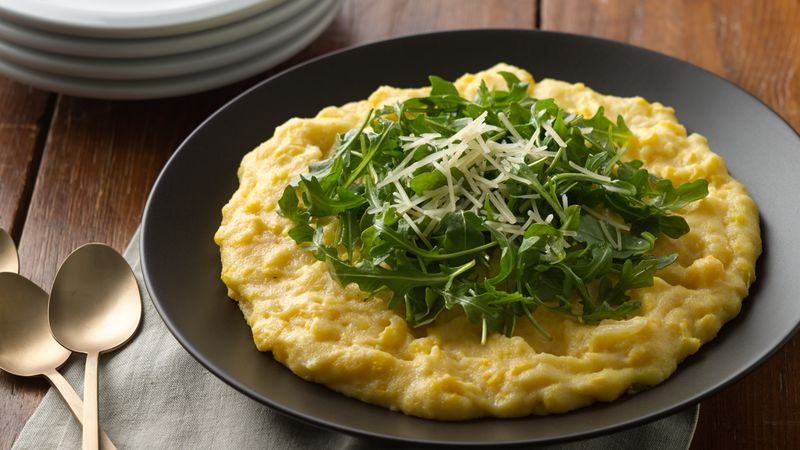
left=543, top=122, right=567, bottom=148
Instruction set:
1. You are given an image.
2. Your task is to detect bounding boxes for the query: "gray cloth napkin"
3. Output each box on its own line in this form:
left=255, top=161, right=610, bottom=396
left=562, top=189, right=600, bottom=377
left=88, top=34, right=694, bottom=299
left=13, top=230, right=699, bottom=449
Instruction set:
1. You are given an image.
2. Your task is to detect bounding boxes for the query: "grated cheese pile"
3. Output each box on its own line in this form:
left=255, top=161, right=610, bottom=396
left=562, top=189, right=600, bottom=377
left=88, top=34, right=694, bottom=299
left=374, top=110, right=614, bottom=242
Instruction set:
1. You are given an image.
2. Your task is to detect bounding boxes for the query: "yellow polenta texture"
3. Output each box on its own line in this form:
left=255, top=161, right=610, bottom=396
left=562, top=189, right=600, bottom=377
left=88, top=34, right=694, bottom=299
left=214, top=64, right=761, bottom=419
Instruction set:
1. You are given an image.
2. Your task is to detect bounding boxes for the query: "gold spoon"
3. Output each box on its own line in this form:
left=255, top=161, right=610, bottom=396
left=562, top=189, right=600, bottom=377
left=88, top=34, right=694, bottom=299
left=49, top=244, right=141, bottom=450
left=0, top=228, right=19, bottom=274
left=0, top=273, right=117, bottom=449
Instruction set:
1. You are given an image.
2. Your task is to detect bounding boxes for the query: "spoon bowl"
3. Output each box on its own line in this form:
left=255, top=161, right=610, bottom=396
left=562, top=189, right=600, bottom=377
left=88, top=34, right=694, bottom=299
left=49, top=244, right=141, bottom=352
left=0, top=228, right=19, bottom=274
left=0, top=273, right=70, bottom=376
left=0, top=272, right=117, bottom=449
left=49, top=243, right=141, bottom=450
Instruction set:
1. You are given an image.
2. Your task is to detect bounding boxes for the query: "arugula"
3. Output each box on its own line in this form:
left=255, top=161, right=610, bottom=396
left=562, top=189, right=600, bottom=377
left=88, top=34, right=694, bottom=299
left=279, top=72, right=708, bottom=342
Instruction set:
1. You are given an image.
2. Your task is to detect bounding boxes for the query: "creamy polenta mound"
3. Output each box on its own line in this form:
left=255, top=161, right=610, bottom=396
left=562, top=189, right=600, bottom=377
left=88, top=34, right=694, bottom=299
left=214, top=64, right=761, bottom=419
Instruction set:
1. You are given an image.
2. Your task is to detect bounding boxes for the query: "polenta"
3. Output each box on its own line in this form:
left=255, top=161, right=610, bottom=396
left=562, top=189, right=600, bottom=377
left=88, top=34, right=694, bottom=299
left=214, top=64, right=761, bottom=419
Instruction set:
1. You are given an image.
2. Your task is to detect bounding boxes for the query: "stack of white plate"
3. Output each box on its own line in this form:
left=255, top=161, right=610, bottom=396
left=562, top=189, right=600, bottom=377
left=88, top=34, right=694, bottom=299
left=0, top=0, right=340, bottom=99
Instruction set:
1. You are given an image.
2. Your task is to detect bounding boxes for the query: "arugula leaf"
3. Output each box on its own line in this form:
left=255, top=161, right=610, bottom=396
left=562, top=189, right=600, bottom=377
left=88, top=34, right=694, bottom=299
left=580, top=106, right=631, bottom=150
left=299, top=177, right=366, bottom=217
left=319, top=246, right=469, bottom=299
left=278, top=185, right=302, bottom=221
left=485, top=223, right=517, bottom=286
left=374, top=216, right=496, bottom=261
left=437, top=211, right=485, bottom=255
left=410, top=170, right=447, bottom=195
left=573, top=243, right=613, bottom=282
left=429, top=75, right=460, bottom=97
left=582, top=299, right=641, bottom=322
left=653, top=179, right=709, bottom=211
left=338, top=209, right=361, bottom=262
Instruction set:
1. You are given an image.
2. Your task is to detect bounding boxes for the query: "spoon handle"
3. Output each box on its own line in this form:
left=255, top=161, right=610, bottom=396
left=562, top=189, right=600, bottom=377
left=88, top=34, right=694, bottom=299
left=43, top=369, right=118, bottom=450
left=83, top=351, right=100, bottom=450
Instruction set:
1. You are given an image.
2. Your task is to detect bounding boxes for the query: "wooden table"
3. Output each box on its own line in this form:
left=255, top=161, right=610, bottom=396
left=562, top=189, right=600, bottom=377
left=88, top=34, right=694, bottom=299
left=1, top=1, right=798, bottom=448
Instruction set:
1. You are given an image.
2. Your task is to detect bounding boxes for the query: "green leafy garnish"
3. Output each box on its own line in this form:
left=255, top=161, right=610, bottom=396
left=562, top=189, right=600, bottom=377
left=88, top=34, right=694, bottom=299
left=279, top=72, right=708, bottom=342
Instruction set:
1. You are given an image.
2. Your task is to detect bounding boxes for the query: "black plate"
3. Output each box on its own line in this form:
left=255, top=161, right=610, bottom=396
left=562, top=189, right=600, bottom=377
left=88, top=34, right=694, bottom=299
left=141, top=30, right=800, bottom=446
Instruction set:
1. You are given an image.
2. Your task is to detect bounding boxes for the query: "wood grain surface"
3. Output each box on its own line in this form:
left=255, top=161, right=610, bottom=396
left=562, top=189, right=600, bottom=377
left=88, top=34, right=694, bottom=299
left=541, top=0, right=800, bottom=130
left=0, top=0, right=798, bottom=448
left=0, top=80, right=52, bottom=235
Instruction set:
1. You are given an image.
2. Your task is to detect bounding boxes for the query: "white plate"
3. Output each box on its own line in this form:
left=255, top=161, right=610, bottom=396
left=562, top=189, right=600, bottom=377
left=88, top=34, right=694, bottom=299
left=0, top=0, right=313, bottom=59
left=0, top=0, right=332, bottom=80
left=0, top=0, right=286, bottom=39
left=0, top=1, right=339, bottom=99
